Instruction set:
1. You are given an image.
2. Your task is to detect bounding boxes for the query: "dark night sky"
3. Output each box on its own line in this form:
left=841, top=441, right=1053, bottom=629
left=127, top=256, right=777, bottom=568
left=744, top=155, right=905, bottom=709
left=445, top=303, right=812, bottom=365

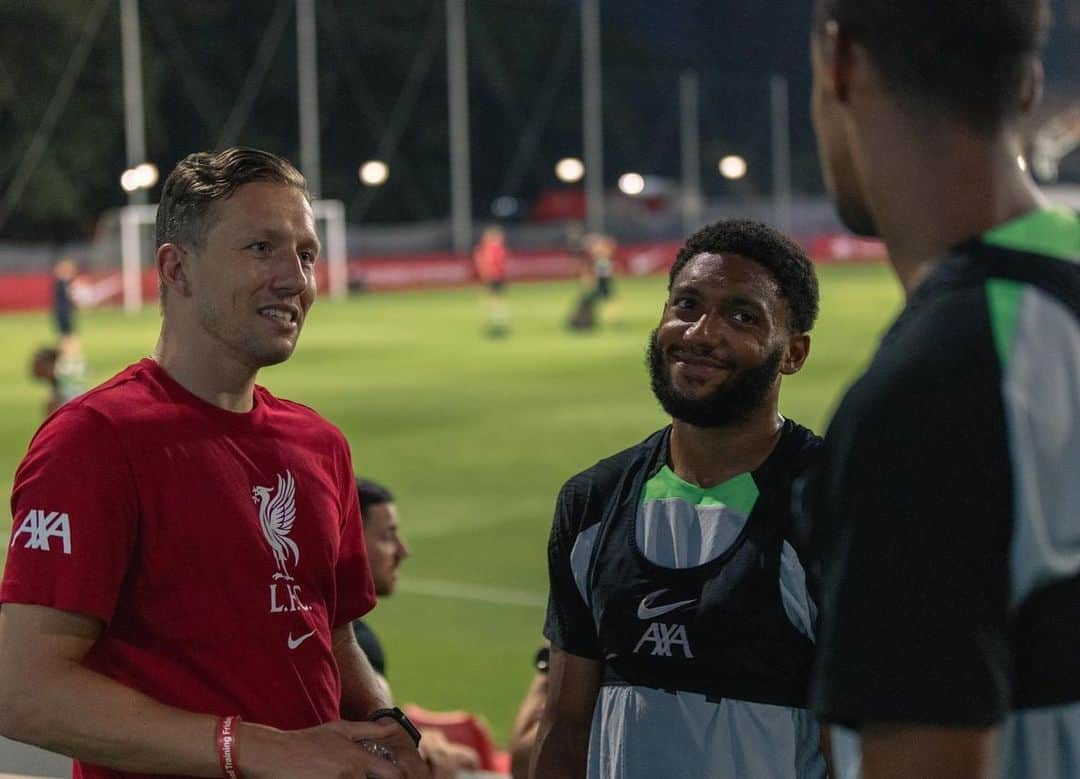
left=1, top=0, right=1076, bottom=240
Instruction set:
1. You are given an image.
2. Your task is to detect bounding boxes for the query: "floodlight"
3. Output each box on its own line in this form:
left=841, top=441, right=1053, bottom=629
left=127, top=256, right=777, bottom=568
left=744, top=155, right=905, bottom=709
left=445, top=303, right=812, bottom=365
left=121, top=163, right=159, bottom=192
left=719, top=155, right=748, bottom=180
left=134, top=163, right=159, bottom=188
left=120, top=169, right=141, bottom=192
left=555, top=157, right=585, bottom=183
left=618, top=172, right=645, bottom=196
left=359, top=160, right=390, bottom=187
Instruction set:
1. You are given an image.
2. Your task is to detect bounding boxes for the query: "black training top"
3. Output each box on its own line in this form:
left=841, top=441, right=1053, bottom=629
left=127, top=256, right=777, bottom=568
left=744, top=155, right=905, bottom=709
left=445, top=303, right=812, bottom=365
left=810, top=207, right=1080, bottom=777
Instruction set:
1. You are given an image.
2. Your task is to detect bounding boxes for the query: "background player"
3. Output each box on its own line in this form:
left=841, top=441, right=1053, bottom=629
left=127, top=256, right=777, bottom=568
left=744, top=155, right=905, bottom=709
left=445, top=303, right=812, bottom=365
left=473, top=225, right=511, bottom=337
left=808, top=1, right=1080, bottom=776
left=0, top=147, right=426, bottom=779
left=352, top=477, right=483, bottom=778
left=532, top=219, right=829, bottom=778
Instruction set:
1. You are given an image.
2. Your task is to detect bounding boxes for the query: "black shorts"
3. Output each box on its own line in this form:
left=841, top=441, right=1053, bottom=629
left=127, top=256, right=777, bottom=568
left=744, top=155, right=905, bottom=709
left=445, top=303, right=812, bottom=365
left=54, top=310, right=74, bottom=336
left=487, top=279, right=507, bottom=294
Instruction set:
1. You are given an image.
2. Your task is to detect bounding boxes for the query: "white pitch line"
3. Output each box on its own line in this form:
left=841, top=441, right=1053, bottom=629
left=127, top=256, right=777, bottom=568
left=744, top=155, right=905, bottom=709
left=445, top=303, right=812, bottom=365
left=397, top=577, right=546, bottom=608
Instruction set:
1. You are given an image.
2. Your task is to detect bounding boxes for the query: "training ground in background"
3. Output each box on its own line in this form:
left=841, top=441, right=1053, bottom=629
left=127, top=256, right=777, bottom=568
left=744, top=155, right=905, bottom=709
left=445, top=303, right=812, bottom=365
left=0, top=267, right=900, bottom=745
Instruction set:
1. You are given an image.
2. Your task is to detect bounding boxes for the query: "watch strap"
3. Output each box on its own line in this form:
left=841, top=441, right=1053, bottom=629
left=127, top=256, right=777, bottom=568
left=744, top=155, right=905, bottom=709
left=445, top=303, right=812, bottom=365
left=369, top=706, right=422, bottom=747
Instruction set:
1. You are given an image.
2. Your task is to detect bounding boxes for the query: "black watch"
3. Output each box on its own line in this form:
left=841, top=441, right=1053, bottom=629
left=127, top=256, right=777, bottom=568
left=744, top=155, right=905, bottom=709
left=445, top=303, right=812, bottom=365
left=535, top=646, right=550, bottom=674
left=369, top=706, right=422, bottom=747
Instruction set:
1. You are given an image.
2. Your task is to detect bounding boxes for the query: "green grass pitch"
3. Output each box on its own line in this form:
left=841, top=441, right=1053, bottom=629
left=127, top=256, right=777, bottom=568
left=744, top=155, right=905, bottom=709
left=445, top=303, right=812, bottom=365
left=0, top=265, right=900, bottom=745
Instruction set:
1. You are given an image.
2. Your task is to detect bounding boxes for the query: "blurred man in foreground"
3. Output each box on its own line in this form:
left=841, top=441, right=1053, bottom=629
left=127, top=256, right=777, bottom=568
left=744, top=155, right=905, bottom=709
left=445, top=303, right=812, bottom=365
left=352, top=477, right=482, bottom=779
left=809, top=1, right=1080, bottom=776
left=533, top=219, right=829, bottom=777
left=0, top=147, right=426, bottom=779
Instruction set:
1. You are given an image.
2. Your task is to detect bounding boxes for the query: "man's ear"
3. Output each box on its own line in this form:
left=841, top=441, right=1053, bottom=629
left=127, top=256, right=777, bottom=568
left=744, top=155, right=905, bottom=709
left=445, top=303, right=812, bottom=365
left=780, top=333, right=811, bottom=376
left=157, top=243, right=191, bottom=297
left=1020, top=56, right=1044, bottom=115
left=816, top=19, right=856, bottom=105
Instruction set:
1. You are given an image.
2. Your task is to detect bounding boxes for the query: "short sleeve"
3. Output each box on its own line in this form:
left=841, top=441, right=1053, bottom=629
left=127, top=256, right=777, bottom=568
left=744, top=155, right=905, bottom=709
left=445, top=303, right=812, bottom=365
left=330, top=442, right=376, bottom=627
left=542, top=477, right=601, bottom=659
left=2, top=406, right=138, bottom=624
left=811, top=292, right=1013, bottom=728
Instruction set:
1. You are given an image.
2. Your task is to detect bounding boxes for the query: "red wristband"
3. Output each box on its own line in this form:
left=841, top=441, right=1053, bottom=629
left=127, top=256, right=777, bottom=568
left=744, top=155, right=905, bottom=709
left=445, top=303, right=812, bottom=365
left=216, top=715, right=242, bottom=779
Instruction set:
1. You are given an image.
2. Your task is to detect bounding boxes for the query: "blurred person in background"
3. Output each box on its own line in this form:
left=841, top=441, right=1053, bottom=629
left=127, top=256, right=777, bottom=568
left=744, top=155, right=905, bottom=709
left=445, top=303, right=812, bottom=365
left=49, top=256, right=87, bottom=403
left=808, top=0, right=1080, bottom=776
left=29, top=345, right=84, bottom=416
left=584, top=234, right=619, bottom=328
left=0, top=146, right=426, bottom=779
left=532, top=219, right=830, bottom=778
left=567, top=234, right=618, bottom=332
left=51, top=256, right=81, bottom=350
left=352, top=477, right=482, bottom=779
left=473, top=225, right=511, bottom=338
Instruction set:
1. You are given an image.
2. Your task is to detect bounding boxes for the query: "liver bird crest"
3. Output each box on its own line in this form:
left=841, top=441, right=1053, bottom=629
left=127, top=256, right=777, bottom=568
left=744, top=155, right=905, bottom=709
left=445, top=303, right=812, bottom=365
left=252, top=471, right=299, bottom=580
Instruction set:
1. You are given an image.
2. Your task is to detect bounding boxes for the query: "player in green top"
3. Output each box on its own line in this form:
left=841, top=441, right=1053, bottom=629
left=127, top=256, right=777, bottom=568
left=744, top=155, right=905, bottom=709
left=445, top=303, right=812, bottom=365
left=809, top=0, right=1080, bottom=777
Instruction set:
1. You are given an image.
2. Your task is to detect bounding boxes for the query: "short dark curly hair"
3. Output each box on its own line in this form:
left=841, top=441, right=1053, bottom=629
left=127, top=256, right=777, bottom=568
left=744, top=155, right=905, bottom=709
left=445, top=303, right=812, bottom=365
left=813, top=0, right=1049, bottom=133
left=668, top=219, right=819, bottom=333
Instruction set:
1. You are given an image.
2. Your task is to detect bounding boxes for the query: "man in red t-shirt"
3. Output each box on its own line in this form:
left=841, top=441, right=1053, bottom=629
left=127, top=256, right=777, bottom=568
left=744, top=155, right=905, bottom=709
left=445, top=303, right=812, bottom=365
left=472, top=226, right=510, bottom=337
left=0, top=148, right=427, bottom=779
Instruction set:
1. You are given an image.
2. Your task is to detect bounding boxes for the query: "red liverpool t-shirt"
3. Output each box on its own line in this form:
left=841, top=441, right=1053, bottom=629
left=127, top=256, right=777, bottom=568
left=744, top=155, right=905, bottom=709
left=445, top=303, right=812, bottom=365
left=3, top=359, right=376, bottom=778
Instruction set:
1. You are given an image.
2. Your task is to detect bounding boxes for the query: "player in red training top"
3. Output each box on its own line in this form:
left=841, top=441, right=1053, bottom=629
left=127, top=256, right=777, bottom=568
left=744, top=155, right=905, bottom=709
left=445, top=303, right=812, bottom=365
left=472, top=225, right=511, bottom=337
left=0, top=148, right=428, bottom=779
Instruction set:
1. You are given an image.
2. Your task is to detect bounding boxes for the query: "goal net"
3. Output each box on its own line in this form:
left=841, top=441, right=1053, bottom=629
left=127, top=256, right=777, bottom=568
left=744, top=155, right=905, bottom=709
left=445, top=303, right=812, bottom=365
left=88, top=199, right=348, bottom=312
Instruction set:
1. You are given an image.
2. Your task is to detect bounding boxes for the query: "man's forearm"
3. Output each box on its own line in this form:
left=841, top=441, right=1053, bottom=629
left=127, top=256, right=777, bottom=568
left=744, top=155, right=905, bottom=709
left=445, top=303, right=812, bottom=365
left=333, top=623, right=391, bottom=720
left=530, top=720, right=590, bottom=779
left=0, top=605, right=411, bottom=779
left=861, top=724, right=997, bottom=779
left=0, top=656, right=223, bottom=776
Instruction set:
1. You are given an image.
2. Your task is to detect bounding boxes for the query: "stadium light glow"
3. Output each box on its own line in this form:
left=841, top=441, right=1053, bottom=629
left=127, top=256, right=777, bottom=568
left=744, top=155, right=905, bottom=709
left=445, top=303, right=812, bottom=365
left=120, top=163, right=159, bottom=192
left=618, top=172, right=646, bottom=196
left=719, top=155, right=748, bottom=180
left=134, top=163, right=159, bottom=188
left=555, top=157, right=585, bottom=183
left=359, top=160, right=390, bottom=187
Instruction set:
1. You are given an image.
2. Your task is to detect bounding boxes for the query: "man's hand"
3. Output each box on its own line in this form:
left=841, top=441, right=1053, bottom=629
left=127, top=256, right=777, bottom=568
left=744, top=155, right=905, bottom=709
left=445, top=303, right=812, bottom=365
left=419, top=729, right=480, bottom=779
left=241, top=719, right=410, bottom=779
left=378, top=719, right=432, bottom=779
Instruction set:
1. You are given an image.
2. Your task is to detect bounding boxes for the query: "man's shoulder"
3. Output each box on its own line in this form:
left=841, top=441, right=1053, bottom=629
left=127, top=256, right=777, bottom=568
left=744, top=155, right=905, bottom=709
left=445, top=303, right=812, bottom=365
left=768, top=419, right=823, bottom=478
left=256, top=387, right=347, bottom=436
left=35, top=361, right=158, bottom=436
left=555, top=429, right=667, bottom=532
left=562, top=428, right=667, bottom=495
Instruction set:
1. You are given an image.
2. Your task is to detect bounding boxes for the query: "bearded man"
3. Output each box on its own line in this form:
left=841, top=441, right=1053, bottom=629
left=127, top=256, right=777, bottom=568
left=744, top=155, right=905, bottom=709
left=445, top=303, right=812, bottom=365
left=532, top=219, right=829, bottom=778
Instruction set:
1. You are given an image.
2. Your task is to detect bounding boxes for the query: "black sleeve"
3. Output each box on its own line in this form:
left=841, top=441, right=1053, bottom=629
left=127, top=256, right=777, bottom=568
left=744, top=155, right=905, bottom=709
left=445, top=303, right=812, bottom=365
left=352, top=619, right=387, bottom=676
left=542, top=475, right=602, bottom=659
left=811, top=290, right=1013, bottom=728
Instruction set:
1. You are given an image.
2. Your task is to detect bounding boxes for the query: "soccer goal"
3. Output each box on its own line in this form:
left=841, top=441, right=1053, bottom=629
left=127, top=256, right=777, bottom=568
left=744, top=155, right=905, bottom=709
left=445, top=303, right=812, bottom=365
left=89, top=199, right=348, bottom=313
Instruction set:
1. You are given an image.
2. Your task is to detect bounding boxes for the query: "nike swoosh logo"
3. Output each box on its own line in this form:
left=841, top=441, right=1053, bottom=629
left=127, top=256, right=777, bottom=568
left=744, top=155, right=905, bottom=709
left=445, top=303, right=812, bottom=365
left=637, top=589, right=697, bottom=620
left=287, top=629, right=317, bottom=650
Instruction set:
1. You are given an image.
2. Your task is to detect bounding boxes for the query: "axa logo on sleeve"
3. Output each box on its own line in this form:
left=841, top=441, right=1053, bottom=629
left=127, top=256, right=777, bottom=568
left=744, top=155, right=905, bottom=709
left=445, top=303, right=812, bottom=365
left=10, top=509, right=73, bottom=554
